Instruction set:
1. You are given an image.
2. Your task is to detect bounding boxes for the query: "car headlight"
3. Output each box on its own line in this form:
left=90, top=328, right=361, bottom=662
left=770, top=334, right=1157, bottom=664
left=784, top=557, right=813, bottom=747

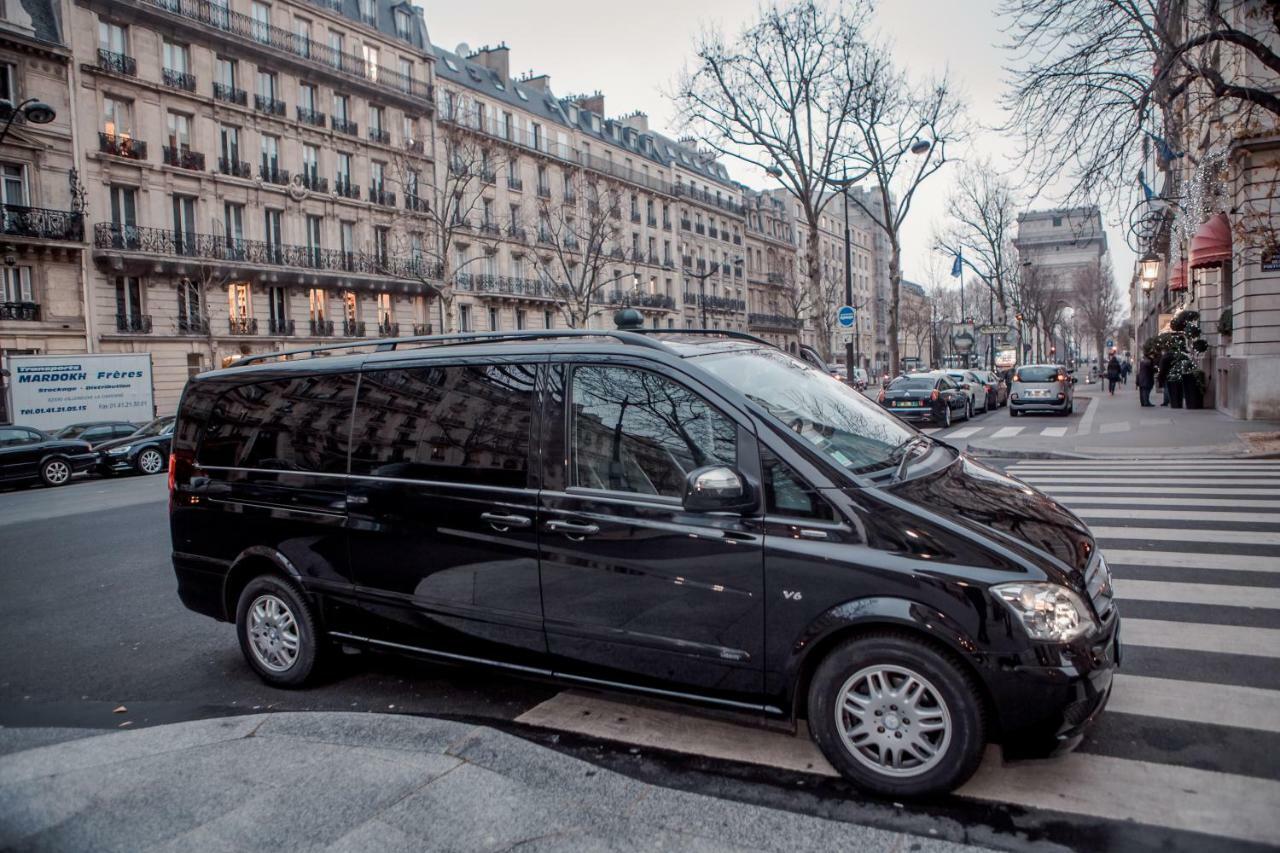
left=992, top=582, right=1096, bottom=642
left=107, top=445, right=132, bottom=455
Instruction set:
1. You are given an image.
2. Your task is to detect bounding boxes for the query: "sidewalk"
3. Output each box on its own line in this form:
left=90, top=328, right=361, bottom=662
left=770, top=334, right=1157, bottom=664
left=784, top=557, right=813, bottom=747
left=968, top=379, right=1280, bottom=459
left=0, top=712, right=989, bottom=853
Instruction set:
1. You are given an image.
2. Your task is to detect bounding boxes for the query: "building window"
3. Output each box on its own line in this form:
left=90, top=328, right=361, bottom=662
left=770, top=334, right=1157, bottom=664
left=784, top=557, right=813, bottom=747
left=328, top=29, right=344, bottom=66
left=487, top=306, right=499, bottom=332
left=264, top=208, right=282, bottom=251
left=228, top=282, right=251, bottom=319
left=166, top=111, right=191, bottom=151
left=362, top=45, right=379, bottom=81
left=376, top=293, right=392, bottom=325
left=394, top=9, right=412, bottom=40
left=267, top=286, right=287, bottom=329
left=459, top=303, right=472, bottom=332
left=515, top=309, right=526, bottom=330
left=398, top=57, right=413, bottom=88
left=186, top=353, right=204, bottom=379
left=172, top=195, right=196, bottom=250
left=256, top=70, right=277, bottom=101
left=1, top=265, right=33, bottom=303
left=115, top=275, right=143, bottom=322
left=306, top=215, right=322, bottom=263
left=250, top=1, right=270, bottom=43
left=102, top=96, right=132, bottom=137
left=370, top=160, right=385, bottom=191
left=1, top=162, right=27, bottom=206
left=215, top=56, right=236, bottom=90
left=374, top=226, right=389, bottom=265
left=332, top=93, right=349, bottom=122
left=223, top=202, right=244, bottom=252
left=299, top=82, right=317, bottom=114
left=260, top=134, right=279, bottom=170
left=294, top=17, right=311, bottom=56
left=303, top=143, right=319, bottom=181
left=369, top=105, right=383, bottom=135
left=162, top=39, right=190, bottom=76
left=308, top=287, right=327, bottom=321
left=177, top=277, right=203, bottom=330
left=98, top=22, right=127, bottom=56
left=219, top=124, right=240, bottom=165
left=544, top=309, right=553, bottom=329
left=340, top=221, right=354, bottom=259
left=336, top=152, right=351, bottom=186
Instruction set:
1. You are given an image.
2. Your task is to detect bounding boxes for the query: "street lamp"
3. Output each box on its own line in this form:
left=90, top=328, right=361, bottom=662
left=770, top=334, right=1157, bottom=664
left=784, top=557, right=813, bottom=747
left=1139, top=249, right=1162, bottom=285
left=0, top=98, right=56, bottom=146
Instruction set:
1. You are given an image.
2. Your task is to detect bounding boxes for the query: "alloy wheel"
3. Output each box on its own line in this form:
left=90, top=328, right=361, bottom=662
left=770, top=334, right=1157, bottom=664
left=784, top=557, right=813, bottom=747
left=42, top=460, right=70, bottom=486
left=835, top=664, right=953, bottom=778
left=246, top=594, right=301, bottom=673
left=138, top=449, right=164, bottom=474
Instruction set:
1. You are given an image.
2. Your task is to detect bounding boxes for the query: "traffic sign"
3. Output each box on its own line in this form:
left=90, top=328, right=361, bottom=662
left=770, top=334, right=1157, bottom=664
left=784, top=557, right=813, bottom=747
left=1106, top=338, right=1114, bottom=349
left=977, top=324, right=1011, bottom=336
left=836, top=305, right=856, bottom=328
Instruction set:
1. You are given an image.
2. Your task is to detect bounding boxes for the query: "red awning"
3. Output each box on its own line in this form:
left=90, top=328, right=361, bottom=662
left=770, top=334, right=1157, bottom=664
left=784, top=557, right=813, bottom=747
left=1168, top=260, right=1188, bottom=291
left=1189, top=212, right=1232, bottom=269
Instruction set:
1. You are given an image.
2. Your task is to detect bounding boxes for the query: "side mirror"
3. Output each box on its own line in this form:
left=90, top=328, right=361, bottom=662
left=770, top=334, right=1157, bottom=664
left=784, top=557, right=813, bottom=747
left=683, top=465, right=753, bottom=513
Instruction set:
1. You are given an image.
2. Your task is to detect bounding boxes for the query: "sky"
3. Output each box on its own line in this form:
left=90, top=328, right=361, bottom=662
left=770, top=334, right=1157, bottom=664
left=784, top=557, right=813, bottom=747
left=421, top=0, right=1135, bottom=302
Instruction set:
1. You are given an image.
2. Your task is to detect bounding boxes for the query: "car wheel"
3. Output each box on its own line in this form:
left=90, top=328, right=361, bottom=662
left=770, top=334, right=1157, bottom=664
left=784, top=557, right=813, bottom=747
left=235, top=574, right=322, bottom=688
left=964, top=401, right=972, bottom=421
left=39, top=457, right=72, bottom=487
left=1010, top=408, right=1019, bottom=417
left=942, top=406, right=952, bottom=428
left=807, top=633, right=987, bottom=798
left=136, top=448, right=165, bottom=475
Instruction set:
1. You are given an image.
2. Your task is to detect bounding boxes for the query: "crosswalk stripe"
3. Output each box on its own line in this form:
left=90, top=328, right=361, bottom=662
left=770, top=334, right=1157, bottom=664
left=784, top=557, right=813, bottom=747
left=1122, top=618, right=1280, bottom=657
left=1011, top=463, right=1280, bottom=470
left=1114, top=579, right=1280, bottom=609
left=1098, top=421, right=1131, bottom=433
left=1109, top=674, right=1280, bottom=733
left=989, top=426, right=1023, bottom=439
left=1102, top=549, right=1280, bottom=573
left=1024, top=485, right=1280, bottom=495
left=1090, top=527, right=1280, bottom=545
left=944, top=426, right=981, bottom=438
left=1074, top=507, right=1280, bottom=524
left=1056, top=496, right=1280, bottom=508
left=1039, top=427, right=1068, bottom=437
left=1018, top=478, right=1280, bottom=486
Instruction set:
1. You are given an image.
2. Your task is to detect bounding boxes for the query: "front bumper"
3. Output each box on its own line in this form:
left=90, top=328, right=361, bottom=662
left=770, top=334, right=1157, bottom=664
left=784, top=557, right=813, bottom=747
left=68, top=453, right=99, bottom=474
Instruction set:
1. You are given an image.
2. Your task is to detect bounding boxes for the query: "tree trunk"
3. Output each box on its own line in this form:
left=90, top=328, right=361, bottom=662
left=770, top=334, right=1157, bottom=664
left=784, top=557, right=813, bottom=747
left=805, top=229, right=829, bottom=360
left=887, top=236, right=902, bottom=377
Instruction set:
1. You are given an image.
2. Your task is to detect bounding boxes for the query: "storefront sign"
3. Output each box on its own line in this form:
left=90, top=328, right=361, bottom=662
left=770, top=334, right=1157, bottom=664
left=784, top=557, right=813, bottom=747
left=5, top=354, right=154, bottom=431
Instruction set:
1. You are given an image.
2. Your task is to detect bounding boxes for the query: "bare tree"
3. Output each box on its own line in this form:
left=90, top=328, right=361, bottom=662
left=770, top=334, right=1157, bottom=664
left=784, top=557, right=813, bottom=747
left=527, top=172, right=629, bottom=328
left=841, top=41, right=964, bottom=381
left=899, top=293, right=934, bottom=367
left=673, top=0, right=873, bottom=359
left=1073, top=257, right=1122, bottom=364
left=933, top=161, right=1020, bottom=323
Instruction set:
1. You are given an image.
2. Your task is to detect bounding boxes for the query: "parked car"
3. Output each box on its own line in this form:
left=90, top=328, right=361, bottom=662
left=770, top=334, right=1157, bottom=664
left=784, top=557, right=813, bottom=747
left=53, top=421, right=139, bottom=447
left=0, top=426, right=97, bottom=487
left=977, top=370, right=1009, bottom=409
left=1010, top=364, right=1075, bottom=416
left=877, top=372, right=968, bottom=427
left=170, top=330, right=1118, bottom=798
left=944, top=370, right=987, bottom=416
left=96, top=416, right=176, bottom=476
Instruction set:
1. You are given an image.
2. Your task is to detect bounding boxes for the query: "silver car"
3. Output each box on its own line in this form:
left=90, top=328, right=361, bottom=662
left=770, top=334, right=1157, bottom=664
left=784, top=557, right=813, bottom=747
left=1009, top=364, right=1074, bottom=416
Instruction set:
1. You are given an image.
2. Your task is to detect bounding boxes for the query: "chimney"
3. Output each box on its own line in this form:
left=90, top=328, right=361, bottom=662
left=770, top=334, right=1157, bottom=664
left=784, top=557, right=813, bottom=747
left=621, top=111, right=649, bottom=132
left=575, top=92, right=605, bottom=116
left=469, top=44, right=510, bottom=81
left=519, top=72, right=551, bottom=92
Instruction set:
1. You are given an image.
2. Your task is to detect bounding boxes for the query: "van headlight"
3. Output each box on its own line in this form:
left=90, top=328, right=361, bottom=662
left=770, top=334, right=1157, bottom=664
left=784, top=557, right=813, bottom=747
left=107, top=445, right=132, bottom=456
left=992, top=582, right=1096, bottom=642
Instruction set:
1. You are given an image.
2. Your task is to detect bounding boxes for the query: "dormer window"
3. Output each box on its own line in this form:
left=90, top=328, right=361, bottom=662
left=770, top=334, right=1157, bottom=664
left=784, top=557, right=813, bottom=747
left=394, top=9, right=413, bottom=39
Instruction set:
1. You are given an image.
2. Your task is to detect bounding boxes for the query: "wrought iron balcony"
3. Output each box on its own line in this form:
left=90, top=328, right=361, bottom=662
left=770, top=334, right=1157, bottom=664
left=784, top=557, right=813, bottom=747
left=708, top=227, right=719, bottom=239
left=162, top=68, right=196, bottom=91
left=480, top=221, right=500, bottom=237
left=96, top=48, right=136, bottom=76
left=162, top=146, right=205, bottom=170
left=268, top=316, right=294, bottom=335
left=212, top=82, right=246, bottom=105
left=455, top=273, right=557, bottom=300
left=217, top=157, right=252, bottom=178
left=369, top=127, right=390, bottom=144
left=296, top=106, right=326, bottom=127
left=630, top=211, right=641, bottom=224
left=536, top=185, right=552, bottom=200
left=609, top=292, right=675, bottom=310
left=309, top=318, right=334, bottom=336
left=507, top=224, right=527, bottom=241
left=767, top=272, right=786, bottom=285
left=99, top=132, right=146, bottom=160
left=369, top=187, right=396, bottom=207
left=177, top=316, right=209, bottom=334
left=680, top=219, right=691, bottom=230
left=733, top=234, right=742, bottom=245
left=663, top=256, right=675, bottom=269
left=334, top=179, right=359, bottom=199
left=480, top=168, right=496, bottom=185
left=228, top=316, right=258, bottom=335
left=663, top=219, right=672, bottom=231
left=675, top=184, right=745, bottom=216
left=412, top=323, right=432, bottom=336
left=254, top=94, right=286, bottom=116
left=115, top=313, right=152, bottom=333
left=378, top=321, right=399, bottom=336
left=536, top=230, right=553, bottom=246
left=749, top=312, right=801, bottom=329
left=647, top=216, right=657, bottom=227
left=1, top=205, right=85, bottom=242
left=563, top=190, right=577, bottom=204
left=300, top=172, right=328, bottom=192
left=563, top=236, right=580, bottom=251
left=342, top=319, right=365, bottom=337
left=0, top=302, right=40, bottom=321
left=405, top=139, right=424, bottom=154
left=259, top=165, right=290, bottom=185
left=405, top=195, right=428, bottom=213
left=507, top=176, right=523, bottom=191
left=331, top=117, right=358, bottom=136
left=608, top=247, right=624, bottom=260
left=695, top=224, right=705, bottom=235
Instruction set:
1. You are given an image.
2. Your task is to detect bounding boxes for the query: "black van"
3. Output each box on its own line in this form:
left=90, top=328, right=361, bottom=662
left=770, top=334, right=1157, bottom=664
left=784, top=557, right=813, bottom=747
left=169, top=328, right=1118, bottom=797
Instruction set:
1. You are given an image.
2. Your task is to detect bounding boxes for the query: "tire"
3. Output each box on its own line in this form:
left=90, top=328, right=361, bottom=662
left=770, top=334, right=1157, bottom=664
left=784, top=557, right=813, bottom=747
left=941, top=406, right=952, bottom=429
left=964, top=401, right=972, bottom=421
left=39, top=457, right=72, bottom=487
left=1010, top=408, right=1019, bottom=417
left=235, top=574, right=323, bottom=688
left=135, top=448, right=165, bottom=475
left=806, top=633, right=987, bottom=798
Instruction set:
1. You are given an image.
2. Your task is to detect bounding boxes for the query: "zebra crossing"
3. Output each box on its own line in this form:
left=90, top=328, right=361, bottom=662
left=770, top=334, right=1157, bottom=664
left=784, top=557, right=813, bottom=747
left=517, top=456, right=1280, bottom=847
left=922, top=420, right=1165, bottom=440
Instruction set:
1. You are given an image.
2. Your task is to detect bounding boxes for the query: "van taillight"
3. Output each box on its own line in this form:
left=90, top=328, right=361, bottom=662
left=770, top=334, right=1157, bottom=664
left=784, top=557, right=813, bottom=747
left=169, top=448, right=195, bottom=497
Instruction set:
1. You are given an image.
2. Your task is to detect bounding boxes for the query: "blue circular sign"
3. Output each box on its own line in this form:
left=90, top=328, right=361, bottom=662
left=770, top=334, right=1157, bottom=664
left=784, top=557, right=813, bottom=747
left=837, top=305, right=856, bottom=327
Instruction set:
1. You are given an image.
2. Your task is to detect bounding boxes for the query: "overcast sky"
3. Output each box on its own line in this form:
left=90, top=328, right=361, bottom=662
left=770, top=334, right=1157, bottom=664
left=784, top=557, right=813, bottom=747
left=422, top=0, right=1134, bottom=302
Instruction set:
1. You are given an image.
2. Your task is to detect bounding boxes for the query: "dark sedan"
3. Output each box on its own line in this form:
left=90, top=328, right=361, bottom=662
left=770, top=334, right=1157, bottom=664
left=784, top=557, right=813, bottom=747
left=877, top=372, right=968, bottom=427
left=53, top=421, right=139, bottom=448
left=95, top=416, right=175, bottom=476
left=0, top=426, right=97, bottom=487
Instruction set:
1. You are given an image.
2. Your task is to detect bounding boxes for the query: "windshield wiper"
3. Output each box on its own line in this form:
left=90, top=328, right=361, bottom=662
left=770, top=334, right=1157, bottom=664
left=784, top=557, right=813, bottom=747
left=891, top=435, right=931, bottom=483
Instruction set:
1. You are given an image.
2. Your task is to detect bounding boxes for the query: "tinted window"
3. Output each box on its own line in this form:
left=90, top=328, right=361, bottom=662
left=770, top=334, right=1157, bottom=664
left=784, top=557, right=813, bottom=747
left=55, top=425, right=87, bottom=439
left=762, top=448, right=832, bottom=520
left=350, top=363, right=535, bottom=488
left=888, top=377, right=935, bottom=390
left=0, top=427, right=35, bottom=447
left=571, top=365, right=736, bottom=498
left=199, top=374, right=357, bottom=472
left=82, top=427, right=111, bottom=442
left=1017, top=366, right=1060, bottom=383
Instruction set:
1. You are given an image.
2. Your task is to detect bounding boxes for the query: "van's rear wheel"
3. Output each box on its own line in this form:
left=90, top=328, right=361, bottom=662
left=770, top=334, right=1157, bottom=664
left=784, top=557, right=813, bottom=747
left=807, top=634, right=986, bottom=797
left=235, top=575, right=322, bottom=687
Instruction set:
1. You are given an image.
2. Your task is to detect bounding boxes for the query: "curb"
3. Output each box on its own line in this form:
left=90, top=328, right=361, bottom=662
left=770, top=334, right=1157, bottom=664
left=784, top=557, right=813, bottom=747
left=964, top=444, right=1094, bottom=461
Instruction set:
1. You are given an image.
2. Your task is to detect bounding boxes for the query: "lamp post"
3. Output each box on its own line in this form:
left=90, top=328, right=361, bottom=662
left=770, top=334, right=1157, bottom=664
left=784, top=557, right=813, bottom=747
left=0, top=98, right=56, bottom=146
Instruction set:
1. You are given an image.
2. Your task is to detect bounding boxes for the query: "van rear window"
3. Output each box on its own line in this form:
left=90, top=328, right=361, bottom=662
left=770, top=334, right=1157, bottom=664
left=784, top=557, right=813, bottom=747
left=1016, top=367, right=1060, bottom=383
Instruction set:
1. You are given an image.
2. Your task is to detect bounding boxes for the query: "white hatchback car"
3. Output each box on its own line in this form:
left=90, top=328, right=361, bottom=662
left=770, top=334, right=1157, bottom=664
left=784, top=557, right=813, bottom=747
left=945, top=370, right=988, bottom=416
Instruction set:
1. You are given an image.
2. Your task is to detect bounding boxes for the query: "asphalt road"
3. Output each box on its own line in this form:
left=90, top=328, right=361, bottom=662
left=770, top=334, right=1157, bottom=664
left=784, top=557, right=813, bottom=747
left=2, top=465, right=1277, bottom=853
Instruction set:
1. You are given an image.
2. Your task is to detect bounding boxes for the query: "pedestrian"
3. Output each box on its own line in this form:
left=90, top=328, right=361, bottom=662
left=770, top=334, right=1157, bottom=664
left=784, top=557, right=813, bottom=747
left=1121, top=360, right=1131, bottom=386
left=1158, top=349, right=1175, bottom=406
left=1137, top=354, right=1155, bottom=407
left=1106, top=353, right=1121, bottom=395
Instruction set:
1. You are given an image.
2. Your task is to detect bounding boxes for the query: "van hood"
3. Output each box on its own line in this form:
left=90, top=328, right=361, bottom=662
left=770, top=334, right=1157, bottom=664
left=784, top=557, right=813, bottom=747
left=882, top=453, right=1095, bottom=581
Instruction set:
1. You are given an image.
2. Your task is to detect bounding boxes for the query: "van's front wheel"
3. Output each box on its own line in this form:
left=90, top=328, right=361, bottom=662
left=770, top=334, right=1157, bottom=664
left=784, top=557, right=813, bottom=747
left=235, top=575, right=322, bottom=687
left=807, top=634, right=986, bottom=797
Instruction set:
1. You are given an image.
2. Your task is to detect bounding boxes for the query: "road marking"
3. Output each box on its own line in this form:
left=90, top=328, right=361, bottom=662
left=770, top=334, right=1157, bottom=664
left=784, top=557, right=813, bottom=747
left=1110, top=674, right=1280, bottom=733
left=989, top=426, right=1023, bottom=439
left=1101, top=549, right=1280, bottom=573
left=1011, top=460, right=1280, bottom=467
left=1139, top=418, right=1174, bottom=426
left=518, top=691, right=1280, bottom=845
left=1114, top=579, right=1280, bottom=609
left=1090, top=526, right=1280, bottom=545
left=1017, top=477, right=1280, bottom=486
left=1122, top=618, right=1280, bottom=657
left=1073, top=507, right=1280, bottom=524
left=920, top=428, right=939, bottom=435
left=1017, top=485, right=1280, bottom=496
left=1075, top=396, right=1099, bottom=436
left=945, top=426, right=982, bottom=439
left=1056, top=496, right=1280, bottom=508
left=1039, top=427, right=1068, bottom=437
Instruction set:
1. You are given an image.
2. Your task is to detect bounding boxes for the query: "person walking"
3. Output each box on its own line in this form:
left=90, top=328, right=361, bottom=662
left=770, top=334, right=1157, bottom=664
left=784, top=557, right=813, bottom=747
left=1137, top=354, right=1155, bottom=407
left=1158, top=349, right=1175, bottom=406
left=1121, top=359, right=1131, bottom=386
left=1106, top=353, right=1121, bottom=395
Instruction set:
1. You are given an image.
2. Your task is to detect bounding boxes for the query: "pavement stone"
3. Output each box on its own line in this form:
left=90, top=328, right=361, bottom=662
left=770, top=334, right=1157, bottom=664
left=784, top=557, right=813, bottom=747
left=0, top=726, right=97, bottom=757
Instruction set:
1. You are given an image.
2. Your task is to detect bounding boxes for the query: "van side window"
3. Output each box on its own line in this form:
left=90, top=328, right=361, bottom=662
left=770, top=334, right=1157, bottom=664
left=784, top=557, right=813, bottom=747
left=199, top=374, right=357, bottom=472
left=570, top=365, right=735, bottom=498
left=761, top=448, right=834, bottom=520
left=350, top=363, right=535, bottom=488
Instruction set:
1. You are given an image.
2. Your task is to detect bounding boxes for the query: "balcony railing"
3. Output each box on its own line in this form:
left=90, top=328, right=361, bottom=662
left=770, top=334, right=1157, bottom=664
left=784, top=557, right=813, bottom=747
left=405, top=139, right=424, bottom=154
left=480, top=168, right=496, bottom=185
left=563, top=190, right=577, bottom=204
left=99, top=132, right=146, bottom=160
left=300, top=172, right=328, bottom=192
left=647, top=216, right=657, bottom=227
left=767, top=272, right=786, bottom=285
left=1, top=205, right=85, bottom=242
left=254, top=94, right=286, bottom=116
left=506, top=176, right=523, bottom=191
left=680, top=219, right=691, bottom=230
left=268, top=316, right=294, bottom=335
left=0, top=302, right=40, bottom=321
left=334, top=179, right=359, bottom=200
left=563, top=235, right=580, bottom=251
left=212, top=81, right=246, bottom=105
left=259, top=165, right=290, bottom=185
left=479, top=221, right=500, bottom=237
left=536, top=185, right=551, bottom=200
left=296, top=106, right=326, bottom=127
left=748, top=312, right=801, bottom=329
left=608, top=292, right=676, bottom=310
left=412, top=323, right=432, bottom=336
left=369, top=187, right=396, bottom=207
left=369, top=127, right=390, bottom=144
left=331, top=116, right=358, bottom=136
left=456, top=273, right=559, bottom=300
left=630, top=211, right=641, bottom=224
left=663, top=219, right=672, bottom=231
left=228, top=316, right=258, bottom=335
left=684, top=294, right=746, bottom=312
left=115, top=313, right=152, bottom=333
left=177, top=316, right=209, bottom=334
left=675, top=184, right=745, bottom=217
left=139, top=0, right=433, bottom=103
left=217, top=157, right=252, bottom=178
left=94, top=223, right=422, bottom=279
left=309, top=318, right=334, bottom=336
left=96, top=48, right=136, bottom=76
left=162, top=68, right=197, bottom=91
left=162, top=146, right=205, bottom=170
left=342, top=319, right=365, bottom=336
left=405, top=195, right=428, bottom=213
left=377, top=321, right=399, bottom=336
left=507, top=224, right=527, bottom=241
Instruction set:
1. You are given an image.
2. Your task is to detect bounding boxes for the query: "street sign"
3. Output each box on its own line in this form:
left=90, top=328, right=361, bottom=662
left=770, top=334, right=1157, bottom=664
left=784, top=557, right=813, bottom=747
left=836, top=305, right=856, bottom=328
left=1106, top=338, right=1114, bottom=349
left=995, top=348, right=1017, bottom=369
left=977, top=324, right=1011, bottom=336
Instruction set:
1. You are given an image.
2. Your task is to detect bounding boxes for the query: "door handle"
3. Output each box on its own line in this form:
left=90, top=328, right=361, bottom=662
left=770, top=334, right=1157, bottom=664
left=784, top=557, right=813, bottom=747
left=544, top=519, right=600, bottom=537
left=480, top=512, right=532, bottom=529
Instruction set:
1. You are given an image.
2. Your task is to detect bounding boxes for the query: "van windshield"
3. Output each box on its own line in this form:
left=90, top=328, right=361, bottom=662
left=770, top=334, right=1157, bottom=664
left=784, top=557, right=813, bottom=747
left=695, top=347, right=916, bottom=475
